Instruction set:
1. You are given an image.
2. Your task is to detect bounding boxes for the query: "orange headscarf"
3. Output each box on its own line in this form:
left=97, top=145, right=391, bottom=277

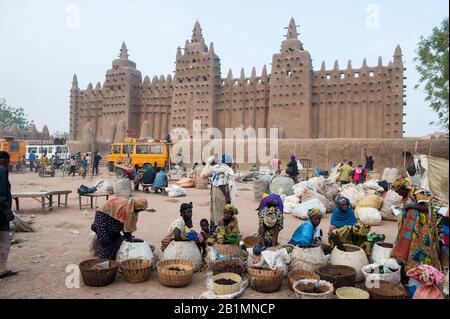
left=100, top=196, right=148, bottom=233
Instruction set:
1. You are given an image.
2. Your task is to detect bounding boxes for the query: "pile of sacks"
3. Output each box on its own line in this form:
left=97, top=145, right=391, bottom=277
left=280, top=164, right=404, bottom=225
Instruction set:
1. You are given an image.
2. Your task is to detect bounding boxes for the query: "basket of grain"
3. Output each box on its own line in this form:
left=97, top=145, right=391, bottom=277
left=247, top=267, right=284, bottom=293
left=287, top=269, right=320, bottom=291
left=317, top=265, right=356, bottom=289
left=212, top=272, right=242, bottom=295
left=293, top=279, right=334, bottom=299
left=336, top=287, right=370, bottom=299
left=365, top=280, right=406, bottom=299
left=157, top=259, right=194, bottom=288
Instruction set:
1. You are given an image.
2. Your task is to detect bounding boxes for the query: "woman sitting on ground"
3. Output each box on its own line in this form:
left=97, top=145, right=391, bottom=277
left=214, top=204, right=241, bottom=245
left=91, top=196, right=148, bottom=260
left=160, top=202, right=197, bottom=251
left=329, top=196, right=357, bottom=232
left=289, top=208, right=322, bottom=247
left=258, top=197, right=284, bottom=247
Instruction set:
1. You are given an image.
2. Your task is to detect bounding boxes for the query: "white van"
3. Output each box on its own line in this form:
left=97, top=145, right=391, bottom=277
left=26, top=143, right=70, bottom=166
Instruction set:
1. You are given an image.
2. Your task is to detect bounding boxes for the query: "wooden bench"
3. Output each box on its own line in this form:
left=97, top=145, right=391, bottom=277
left=79, top=192, right=110, bottom=210
left=12, top=190, right=72, bottom=213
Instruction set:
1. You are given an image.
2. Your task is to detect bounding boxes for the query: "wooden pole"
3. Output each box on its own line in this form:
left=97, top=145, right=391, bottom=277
left=89, top=127, right=94, bottom=182
left=429, top=140, right=432, bottom=156
left=392, top=145, right=396, bottom=168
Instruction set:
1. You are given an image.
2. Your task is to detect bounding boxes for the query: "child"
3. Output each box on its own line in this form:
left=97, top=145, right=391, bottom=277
left=197, top=218, right=211, bottom=257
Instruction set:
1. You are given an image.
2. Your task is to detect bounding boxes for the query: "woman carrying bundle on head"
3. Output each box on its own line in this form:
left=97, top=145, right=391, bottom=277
left=91, top=196, right=148, bottom=260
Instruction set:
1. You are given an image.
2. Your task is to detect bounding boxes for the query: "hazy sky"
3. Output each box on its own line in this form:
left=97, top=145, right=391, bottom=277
left=0, top=0, right=448, bottom=136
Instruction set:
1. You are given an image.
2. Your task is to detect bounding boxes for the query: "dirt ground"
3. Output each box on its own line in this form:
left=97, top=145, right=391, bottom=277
left=0, top=167, right=398, bottom=299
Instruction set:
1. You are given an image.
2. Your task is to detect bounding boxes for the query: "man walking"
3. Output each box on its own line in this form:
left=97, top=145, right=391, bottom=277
left=0, top=151, right=17, bottom=279
left=93, top=151, right=102, bottom=176
left=29, top=150, right=36, bottom=172
left=337, top=161, right=353, bottom=186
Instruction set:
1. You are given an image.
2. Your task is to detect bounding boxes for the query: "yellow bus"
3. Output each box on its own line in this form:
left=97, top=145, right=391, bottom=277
left=0, top=137, right=26, bottom=167
left=106, top=138, right=169, bottom=171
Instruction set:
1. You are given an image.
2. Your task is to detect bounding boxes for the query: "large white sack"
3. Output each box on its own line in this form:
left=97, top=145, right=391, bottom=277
left=283, top=195, right=300, bottom=214
left=356, top=207, right=382, bottom=226
left=293, top=181, right=316, bottom=197
left=338, top=184, right=367, bottom=208
left=167, top=185, right=187, bottom=197
left=270, top=176, right=295, bottom=196
left=301, top=188, right=334, bottom=213
left=381, top=168, right=399, bottom=183
left=380, top=190, right=403, bottom=221
left=254, top=175, right=271, bottom=200
left=116, top=240, right=155, bottom=263
left=114, top=178, right=133, bottom=196
left=322, top=182, right=340, bottom=202
left=292, top=198, right=326, bottom=220
left=362, top=180, right=385, bottom=192
left=95, top=180, right=114, bottom=194
left=161, top=241, right=203, bottom=270
left=307, top=176, right=326, bottom=194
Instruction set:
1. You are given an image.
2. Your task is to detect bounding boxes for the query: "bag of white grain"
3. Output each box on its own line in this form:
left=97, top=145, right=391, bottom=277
left=338, top=184, right=366, bottom=208
left=379, top=190, right=403, bottom=221
left=254, top=175, right=272, bottom=201
left=355, top=207, right=382, bottom=226
left=381, top=168, right=399, bottom=183
left=114, top=178, right=133, bottom=197
left=283, top=195, right=300, bottom=214
left=292, top=198, right=326, bottom=220
left=301, top=188, right=334, bottom=213
left=270, top=176, right=295, bottom=196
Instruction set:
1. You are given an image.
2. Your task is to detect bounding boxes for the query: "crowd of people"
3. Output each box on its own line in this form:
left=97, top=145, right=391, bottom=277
left=0, top=148, right=448, bottom=299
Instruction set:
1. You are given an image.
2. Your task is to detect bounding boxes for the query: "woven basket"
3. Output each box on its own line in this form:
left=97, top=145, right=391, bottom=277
left=336, top=287, right=370, bottom=299
left=293, top=279, right=334, bottom=299
left=248, top=267, right=283, bottom=293
left=214, top=244, right=247, bottom=258
left=120, top=259, right=152, bottom=283
left=288, top=269, right=320, bottom=291
left=79, top=259, right=119, bottom=287
left=244, top=236, right=261, bottom=249
left=330, top=244, right=369, bottom=282
left=365, top=280, right=405, bottom=299
left=212, top=272, right=242, bottom=295
left=317, top=265, right=356, bottom=289
left=206, top=258, right=244, bottom=275
left=157, top=259, right=194, bottom=288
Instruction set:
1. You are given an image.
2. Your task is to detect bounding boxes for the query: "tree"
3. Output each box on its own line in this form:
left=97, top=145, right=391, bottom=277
left=0, top=98, right=31, bottom=130
left=414, top=17, right=449, bottom=131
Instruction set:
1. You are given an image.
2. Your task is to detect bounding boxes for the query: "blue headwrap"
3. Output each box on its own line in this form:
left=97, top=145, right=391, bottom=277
left=330, top=196, right=357, bottom=228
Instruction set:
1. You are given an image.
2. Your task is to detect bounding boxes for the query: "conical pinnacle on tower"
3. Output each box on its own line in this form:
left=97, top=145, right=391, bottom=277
left=191, top=20, right=204, bottom=43
left=333, top=60, right=339, bottom=70
left=347, top=60, right=352, bottom=70
left=378, top=56, right=383, bottom=67
left=286, top=17, right=299, bottom=40
left=251, top=67, right=256, bottom=78
left=320, top=61, right=326, bottom=71
left=261, top=65, right=268, bottom=77
left=120, top=42, right=129, bottom=59
left=240, top=68, right=245, bottom=78
left=72, top=74, right=78, bottom=89
left=394, top=44, right=402, bottom=63
left=362, top=58, right=368, bottom=68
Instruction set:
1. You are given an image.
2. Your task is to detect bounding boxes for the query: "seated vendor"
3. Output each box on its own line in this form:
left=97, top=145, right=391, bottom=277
left=151, top=168, right=168, bottom=193
left=329, top=196, right=357, bottom=232
left=91, top=196, right=148, bottom=260
left=140, top=164, right=156, bottom=193
left=160, top=202, right=197, bottom=251
left=328, top=221, right=372, bottom=256
left=214, top=204, right=240, bottom=245
left=258, top=198, right=284, bottom=247
left=289, top=208, right=322, bottom=247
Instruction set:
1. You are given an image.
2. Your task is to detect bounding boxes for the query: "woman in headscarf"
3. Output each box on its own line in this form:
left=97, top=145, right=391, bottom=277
left=286, top=155, right=299, bottom=183
left=258, top=198, right=284, bottom=247
left=258, top=193, right=284, bottom=213
left=289, top=208, right=322, bottom=247
left=329, top=196, right=357, bottom=232
left=140, top=164, right=156, bottom=193
left=160, top=202, right=197, bottom=251
left=392, top=187, right=443, bottom=272
left=208, top=154, right=235, bottom=233
left=328, top=221, right=372, bottom=256
left=391, top=177, right=412, bottom=205
left=215, top=204, right=240, bottom=245
left=91, top=196, right=148, bottom=260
